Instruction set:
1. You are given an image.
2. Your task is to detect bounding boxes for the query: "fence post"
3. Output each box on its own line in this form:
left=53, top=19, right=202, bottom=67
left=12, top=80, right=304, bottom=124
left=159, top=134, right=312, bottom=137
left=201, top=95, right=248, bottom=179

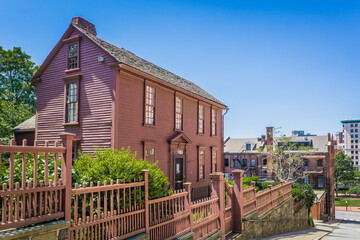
left=142, top=169, right=150, bottom=235
left=252, top=181, right=257, bottom=210
left=184, top=182, right=193, bottom=232
left=268, top=185, right=273, bottom=208
left=59, top=133, right=75, bottom=221
left=232, top=170, right=244, bottom=232
left=210, top=172, right=225, bottom=240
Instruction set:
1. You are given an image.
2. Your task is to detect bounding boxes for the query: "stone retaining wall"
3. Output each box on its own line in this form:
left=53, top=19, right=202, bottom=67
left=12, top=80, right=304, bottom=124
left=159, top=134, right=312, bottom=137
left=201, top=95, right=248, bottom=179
left=0, top=220, right=69, bottom=240
left=241, top=198, right=310, bottom=239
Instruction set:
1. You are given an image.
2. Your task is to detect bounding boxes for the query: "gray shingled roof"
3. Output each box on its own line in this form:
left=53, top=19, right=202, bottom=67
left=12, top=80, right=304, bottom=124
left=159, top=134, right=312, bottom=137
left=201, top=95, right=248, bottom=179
left=225, top=135, right=329, bottom=154
left=72, top=24, right=226, bottom=107
left=11, top=115, right=36, bottom=132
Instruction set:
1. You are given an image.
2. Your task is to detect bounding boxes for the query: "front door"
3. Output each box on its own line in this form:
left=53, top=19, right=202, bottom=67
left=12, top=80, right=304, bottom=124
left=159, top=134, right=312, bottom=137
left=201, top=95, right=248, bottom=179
left=174, top=157, right=184, bottom=190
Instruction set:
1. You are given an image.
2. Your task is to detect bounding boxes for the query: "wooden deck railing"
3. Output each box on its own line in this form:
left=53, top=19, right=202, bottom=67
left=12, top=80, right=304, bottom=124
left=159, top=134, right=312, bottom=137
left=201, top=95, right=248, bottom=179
left=0, top=134, right=293, bottom=239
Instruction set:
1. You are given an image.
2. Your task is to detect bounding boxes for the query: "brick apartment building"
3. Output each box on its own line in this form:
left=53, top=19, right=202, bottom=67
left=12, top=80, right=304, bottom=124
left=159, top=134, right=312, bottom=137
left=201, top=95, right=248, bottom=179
left=29, top=17, right=228, bottom=192
left=224, top=127, right=335, bottom=220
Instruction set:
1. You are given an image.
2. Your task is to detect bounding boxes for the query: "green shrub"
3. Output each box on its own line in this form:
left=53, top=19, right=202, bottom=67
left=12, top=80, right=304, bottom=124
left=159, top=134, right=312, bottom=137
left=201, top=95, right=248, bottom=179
left=73, top=147, right=172, bottom=199
left=292, top=183, right=316, bottom=215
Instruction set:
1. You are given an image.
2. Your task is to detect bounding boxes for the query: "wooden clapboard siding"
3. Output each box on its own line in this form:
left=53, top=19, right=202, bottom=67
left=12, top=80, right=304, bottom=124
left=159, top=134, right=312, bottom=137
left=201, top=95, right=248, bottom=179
left=36, top=29, right=116, bottom=152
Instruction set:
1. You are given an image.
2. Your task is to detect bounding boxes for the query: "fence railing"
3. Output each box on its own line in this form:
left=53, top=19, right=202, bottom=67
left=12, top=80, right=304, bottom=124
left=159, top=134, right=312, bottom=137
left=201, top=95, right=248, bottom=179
left=0, top=138, right=67, bottom=230
left=0, top=134, right=293, bottom=239
left=243, top=181, right=293, bottom=216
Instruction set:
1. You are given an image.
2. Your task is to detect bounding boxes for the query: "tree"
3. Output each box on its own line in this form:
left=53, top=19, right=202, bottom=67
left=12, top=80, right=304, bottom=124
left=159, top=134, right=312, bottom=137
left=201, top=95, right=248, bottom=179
left=0, top=99, right=34, bottom=144
left=334, top=151, right=355, bottom=196
left=0, top=46, right=37, bottom=142
left=266, top=133, right=314, bottom=182
left=0, top=46, right=38, bottom=110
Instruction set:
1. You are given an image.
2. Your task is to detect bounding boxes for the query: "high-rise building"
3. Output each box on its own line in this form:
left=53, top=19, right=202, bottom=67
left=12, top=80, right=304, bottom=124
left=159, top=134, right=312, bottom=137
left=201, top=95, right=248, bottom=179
left=341, top=119, right=360, bottom=170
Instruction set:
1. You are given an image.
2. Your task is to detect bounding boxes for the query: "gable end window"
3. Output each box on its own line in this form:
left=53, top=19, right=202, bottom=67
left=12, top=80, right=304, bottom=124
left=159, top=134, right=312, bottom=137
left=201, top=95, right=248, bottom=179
left=66, top=82, right=78, bottom=123
left=68, top=43, right=79, bottom=70
left=198, top=104, right=204, bottom=134
left=198, top=147, right=205, bottom=181
left=145, top=85, right=156, bottom=125
left=211, top=108, right=217, bottom=136
left=175, top=96, right=183, bottom=130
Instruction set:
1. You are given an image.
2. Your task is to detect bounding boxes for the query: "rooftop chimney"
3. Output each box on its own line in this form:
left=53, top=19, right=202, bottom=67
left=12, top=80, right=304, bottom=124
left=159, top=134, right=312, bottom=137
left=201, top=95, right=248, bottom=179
left=71, top=17, right=97, bottom=36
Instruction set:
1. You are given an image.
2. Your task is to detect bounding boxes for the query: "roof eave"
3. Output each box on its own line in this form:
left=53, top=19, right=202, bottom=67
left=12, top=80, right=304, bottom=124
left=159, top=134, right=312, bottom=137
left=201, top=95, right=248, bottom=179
left=116, top=63, right=228, bottom=109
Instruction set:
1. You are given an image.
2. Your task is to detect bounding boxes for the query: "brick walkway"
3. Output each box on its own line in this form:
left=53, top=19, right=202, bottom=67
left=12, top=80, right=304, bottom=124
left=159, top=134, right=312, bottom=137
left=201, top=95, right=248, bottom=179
left=261, top=220, right=341, bottom=240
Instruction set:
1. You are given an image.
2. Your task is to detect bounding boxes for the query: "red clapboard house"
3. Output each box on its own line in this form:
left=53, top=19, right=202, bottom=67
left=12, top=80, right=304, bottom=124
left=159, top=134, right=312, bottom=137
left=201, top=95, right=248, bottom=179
left=30, top=17, right=228, bottom=193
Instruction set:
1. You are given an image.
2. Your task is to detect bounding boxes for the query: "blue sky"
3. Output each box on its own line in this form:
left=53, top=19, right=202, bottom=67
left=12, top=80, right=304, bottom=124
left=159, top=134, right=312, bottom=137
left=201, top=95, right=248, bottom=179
left=1, top=0, right=359, bottom=138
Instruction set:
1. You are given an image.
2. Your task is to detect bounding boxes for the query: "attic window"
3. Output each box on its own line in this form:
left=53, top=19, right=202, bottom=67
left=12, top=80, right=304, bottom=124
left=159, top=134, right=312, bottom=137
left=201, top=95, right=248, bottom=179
left=246, top=143, right=251, bottom=151
left=68, top=43, right=79, bottom=69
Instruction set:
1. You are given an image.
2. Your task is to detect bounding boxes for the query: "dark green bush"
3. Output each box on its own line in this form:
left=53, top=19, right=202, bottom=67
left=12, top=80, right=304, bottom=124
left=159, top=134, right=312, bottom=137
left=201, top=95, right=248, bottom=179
left=73, top=147, right=172, bottom=199
left=292, top=183, right=316, bottom=213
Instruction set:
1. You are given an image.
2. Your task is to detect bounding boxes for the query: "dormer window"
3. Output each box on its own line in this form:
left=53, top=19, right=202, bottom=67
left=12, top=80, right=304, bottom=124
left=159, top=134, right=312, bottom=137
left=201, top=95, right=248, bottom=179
left=246, top=143, right=251, bottom=151
left=68, top=43, right=78, bottom=69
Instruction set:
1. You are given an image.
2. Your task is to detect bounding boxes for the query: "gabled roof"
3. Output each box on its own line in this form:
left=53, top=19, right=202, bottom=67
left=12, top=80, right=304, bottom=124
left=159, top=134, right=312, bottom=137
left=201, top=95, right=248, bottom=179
left=11, top=115, right=36, bottom=132
left=32, top=17, right=227, bottom=108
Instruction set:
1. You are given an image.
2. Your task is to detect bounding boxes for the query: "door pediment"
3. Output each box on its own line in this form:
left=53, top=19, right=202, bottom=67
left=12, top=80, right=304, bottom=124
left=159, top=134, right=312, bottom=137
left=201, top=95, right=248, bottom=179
left=168, top=132, right=192, bottom=144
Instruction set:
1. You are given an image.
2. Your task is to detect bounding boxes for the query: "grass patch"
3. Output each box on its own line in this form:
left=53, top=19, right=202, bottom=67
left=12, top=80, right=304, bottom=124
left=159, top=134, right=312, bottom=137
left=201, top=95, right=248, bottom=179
left=335, top=197, right=360, bottom=207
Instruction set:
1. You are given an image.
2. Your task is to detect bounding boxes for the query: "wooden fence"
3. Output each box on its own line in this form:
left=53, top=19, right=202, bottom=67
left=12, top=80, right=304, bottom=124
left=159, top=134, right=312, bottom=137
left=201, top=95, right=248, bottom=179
left=0, top=134, right=294, bottom=239
left=243, top=181, right=293, bottom=216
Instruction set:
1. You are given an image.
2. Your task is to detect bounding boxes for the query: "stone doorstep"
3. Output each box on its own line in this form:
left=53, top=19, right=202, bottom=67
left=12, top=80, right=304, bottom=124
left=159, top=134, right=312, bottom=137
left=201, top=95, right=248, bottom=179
left=0, top=220, right=69, bottom=240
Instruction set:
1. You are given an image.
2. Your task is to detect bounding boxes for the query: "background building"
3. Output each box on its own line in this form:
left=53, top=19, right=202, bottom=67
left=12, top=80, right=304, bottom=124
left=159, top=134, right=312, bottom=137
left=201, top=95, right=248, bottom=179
left=341, top=119, right=360, bottom=170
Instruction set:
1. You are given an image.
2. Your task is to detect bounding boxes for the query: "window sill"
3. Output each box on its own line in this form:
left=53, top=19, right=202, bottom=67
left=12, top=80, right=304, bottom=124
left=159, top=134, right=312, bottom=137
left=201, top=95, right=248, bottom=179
left=197, top=133, right=205, bottom=136
left=143, top=124, right=156, bottom=128
left=198, top=179, right=205, bottom=182
left=65, top=68, right=80, bottom=73
left=63, top=122, right=79, bottom=126
left=175, top=129, right=183, bottom=132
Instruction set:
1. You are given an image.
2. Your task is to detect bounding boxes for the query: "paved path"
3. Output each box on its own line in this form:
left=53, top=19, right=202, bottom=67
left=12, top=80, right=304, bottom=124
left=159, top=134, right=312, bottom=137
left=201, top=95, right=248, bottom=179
left=262, top=220, right=340, bottom=240
left=263, top=211, right=360, bottom=240
left=322, top=211, right=360, bottom=239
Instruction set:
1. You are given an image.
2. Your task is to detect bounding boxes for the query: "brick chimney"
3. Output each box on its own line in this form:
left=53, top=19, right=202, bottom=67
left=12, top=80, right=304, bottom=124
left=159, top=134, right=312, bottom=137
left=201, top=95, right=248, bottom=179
left=266, top=127, right=274, bottom=180
left=71, top=17, right=97, bottom=36
left=266, top=127, right=273, bottom=147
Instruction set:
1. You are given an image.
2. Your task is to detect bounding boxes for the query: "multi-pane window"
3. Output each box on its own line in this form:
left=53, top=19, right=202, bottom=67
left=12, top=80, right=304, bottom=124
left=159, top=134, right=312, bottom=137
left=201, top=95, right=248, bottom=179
left=243, top=159, right=248, bottom=167
left=211, top=149, right=217, bottom=173
left=145, top=86, right=155, bottom=125
left=66, top=83, right=77, bottom=123
left=317, top=159, right=323, bottom=167
left=198, top=105, right=204, bottom=134
left=145, top=147, right=155, bottom=162
left=246, top=143, right=251, bottom=151
left=198, top=149, right=205, bottom=181
left=234, top=160, right=238, bottom=167
left=304, top=159, right=309, bottom=167
left=175, top=97, right=183, bottom=130
left=251, top=159, right=256, bottom=167
left=211, top=108, right=217, bottom=136
left=68, top=44, right=78, bottom=69
left=224, top=158, right=229, bottom=167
